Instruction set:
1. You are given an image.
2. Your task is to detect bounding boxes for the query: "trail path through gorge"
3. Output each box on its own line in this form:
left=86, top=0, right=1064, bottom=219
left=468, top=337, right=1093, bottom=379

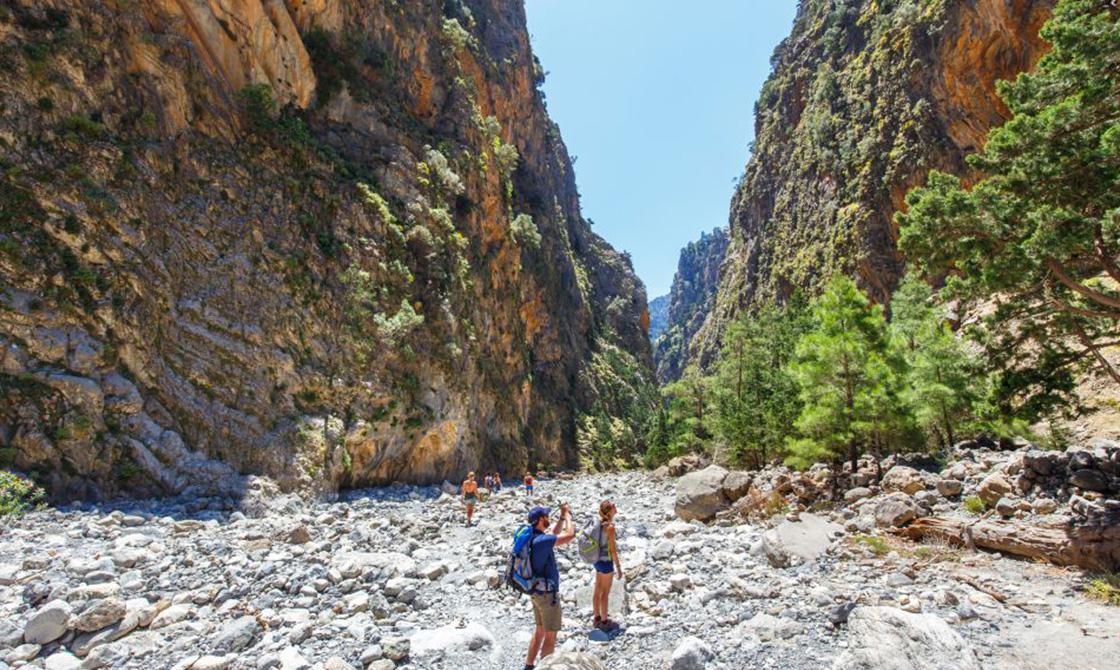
left=1, top=472, right=1118, bottom=670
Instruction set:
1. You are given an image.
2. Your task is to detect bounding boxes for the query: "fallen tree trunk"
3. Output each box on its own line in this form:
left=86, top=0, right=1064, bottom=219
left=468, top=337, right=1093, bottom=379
left=893, top=513, right=1120, bottom=572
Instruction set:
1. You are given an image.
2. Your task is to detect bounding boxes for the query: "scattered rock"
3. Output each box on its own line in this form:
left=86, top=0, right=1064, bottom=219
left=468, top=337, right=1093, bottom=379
left=23, top=599, right=72, bottom=645
left=409, top=623, right=493, bottom=658
left=43, top=651, right=82, bottom=670
left=668, top=636, right=715, bottom=670
left=882, top=467, right=925, bottom=495
left=936, top=479, right=962, bottom=497
left=212, top=616, right=261, bottom=653
left=874, top=493, right=918, bottom=528
left=977, top=474, right=1013, bottom=507
left=73, top=598, right=126, bottom=632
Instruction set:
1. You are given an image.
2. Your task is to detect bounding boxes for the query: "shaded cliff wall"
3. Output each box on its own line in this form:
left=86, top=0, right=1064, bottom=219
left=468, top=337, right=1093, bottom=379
left=0, top=0, right=653, bottom=500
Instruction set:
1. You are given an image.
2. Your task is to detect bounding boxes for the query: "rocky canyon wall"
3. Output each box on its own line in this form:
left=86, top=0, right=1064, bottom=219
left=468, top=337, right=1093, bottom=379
left=0, top=0, right=654, bottom=500
left=686, top=0, right=1053, bottom=369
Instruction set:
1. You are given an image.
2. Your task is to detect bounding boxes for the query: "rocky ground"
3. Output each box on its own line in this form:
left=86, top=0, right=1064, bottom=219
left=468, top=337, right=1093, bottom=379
left=2, top=444, right=1119, bottom=670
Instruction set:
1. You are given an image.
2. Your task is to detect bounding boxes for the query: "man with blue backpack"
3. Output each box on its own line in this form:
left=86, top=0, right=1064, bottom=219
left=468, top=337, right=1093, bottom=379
left=507, top=503, right=575, bottom=670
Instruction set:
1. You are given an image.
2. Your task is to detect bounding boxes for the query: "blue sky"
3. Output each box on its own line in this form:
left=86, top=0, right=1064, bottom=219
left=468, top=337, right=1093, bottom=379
left=524, top=1, right=799, bottom=298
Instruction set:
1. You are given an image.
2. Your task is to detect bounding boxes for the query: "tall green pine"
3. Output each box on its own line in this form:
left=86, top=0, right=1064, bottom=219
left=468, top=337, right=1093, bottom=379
left=786, top=277, right=902, bottom=474
left=890, top=275, right=981, bottom=450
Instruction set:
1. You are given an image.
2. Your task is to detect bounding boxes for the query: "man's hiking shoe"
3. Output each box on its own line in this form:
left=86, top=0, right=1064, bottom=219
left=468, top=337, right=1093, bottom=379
left=596, top=618, right=620, bottom=631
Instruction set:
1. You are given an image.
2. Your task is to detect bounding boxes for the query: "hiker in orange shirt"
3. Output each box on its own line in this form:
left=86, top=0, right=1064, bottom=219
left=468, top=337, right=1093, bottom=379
left=461, top=471, right=480, bottom=527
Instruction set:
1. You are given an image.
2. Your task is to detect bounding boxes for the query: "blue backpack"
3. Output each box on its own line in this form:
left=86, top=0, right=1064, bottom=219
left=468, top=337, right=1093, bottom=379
left=505, top=525, right=557, bottom=595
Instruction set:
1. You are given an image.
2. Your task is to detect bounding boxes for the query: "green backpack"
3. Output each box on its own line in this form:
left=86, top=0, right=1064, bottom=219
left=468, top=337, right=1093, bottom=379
left=577, top=520, right=606, bottom=564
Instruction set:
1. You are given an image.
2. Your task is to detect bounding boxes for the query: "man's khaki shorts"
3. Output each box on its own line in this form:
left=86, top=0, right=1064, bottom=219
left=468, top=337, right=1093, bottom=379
left=531, top=592, right=562, bottom=632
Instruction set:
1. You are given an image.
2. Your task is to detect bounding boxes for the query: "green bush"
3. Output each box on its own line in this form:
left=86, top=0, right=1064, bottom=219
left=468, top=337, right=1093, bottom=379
left=1085, top=574, right=1120, bottom=606
left=236, top=84, right=276, bottom=130
left=61, top=114, right=105, bottom=139
left=963, top=495, right=986, bottom=515
left=856, top=535, right=890, bottom=556
left=0, top=470, right=45, bottom=516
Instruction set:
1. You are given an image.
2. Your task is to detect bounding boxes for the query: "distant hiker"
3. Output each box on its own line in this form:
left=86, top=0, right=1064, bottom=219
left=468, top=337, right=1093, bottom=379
left=483, top=473, right=493, bottom=491
left=579, top=500, right=624, bottom=630
left=517, top=504, right=574, bottom=670
left=492, top=472, right=503, bottom=492
left=461, top=471, right=479, bottom=526
left=524, top=472, right=535, bottom=496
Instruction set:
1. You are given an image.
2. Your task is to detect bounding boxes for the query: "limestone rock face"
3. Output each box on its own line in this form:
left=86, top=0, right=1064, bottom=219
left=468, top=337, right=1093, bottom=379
left=0, top=0, right=653, bottom=499
left=149, top=0, right=318, bottom=110
left=682, top=0, right=1054, bottom=369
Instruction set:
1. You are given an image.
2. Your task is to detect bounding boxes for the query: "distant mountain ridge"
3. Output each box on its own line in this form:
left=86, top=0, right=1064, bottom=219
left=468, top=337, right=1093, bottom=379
left=653, top=228, right=728, bottom=382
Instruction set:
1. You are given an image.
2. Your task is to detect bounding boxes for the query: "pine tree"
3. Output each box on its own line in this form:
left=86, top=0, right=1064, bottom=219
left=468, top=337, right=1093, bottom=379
left=661, top=367, right=713, bottom=457
left=889, top=275, right=981, bottom=451
left=786, top=277, right=903, bottom=475
left=897, top=0, right=1120, bottom=416
left=712, top=297, right=811, bottom=468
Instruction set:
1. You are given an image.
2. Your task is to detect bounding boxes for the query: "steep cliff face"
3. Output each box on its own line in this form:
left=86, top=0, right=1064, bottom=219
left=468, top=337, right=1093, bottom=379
left=0, top=0, right=654, bottom=500
left=653, top=228, right=728, bottom=383
left=690, top=0, right=1053, bottom=367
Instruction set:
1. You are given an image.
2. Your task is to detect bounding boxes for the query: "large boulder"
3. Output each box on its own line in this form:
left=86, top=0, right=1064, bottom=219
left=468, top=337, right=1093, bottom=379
left=874, top=493, right=918, bottom=528
left=538, top=653, right=607, bottom=670
left=832, top=606, right=980, bottom=670
left=881, top=466, right=925, bottom=495
left=977, top=474, right=1013, bottom=507
left=674, top=466, right=730, bottom=522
